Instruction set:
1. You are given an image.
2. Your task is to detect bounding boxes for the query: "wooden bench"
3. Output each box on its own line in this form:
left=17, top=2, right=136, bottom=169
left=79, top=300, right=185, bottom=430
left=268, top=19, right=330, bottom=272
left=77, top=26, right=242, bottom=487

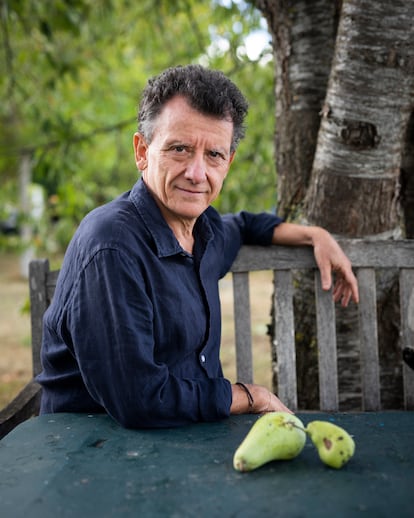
left=231, top=240, right=414, bottom=412
left=1, top=239, right=413, bottom=438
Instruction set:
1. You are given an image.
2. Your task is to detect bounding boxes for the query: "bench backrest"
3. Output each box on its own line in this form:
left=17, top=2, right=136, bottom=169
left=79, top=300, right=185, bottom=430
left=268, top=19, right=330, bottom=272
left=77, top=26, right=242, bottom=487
left=231, top=239, right=414, bottom=412
left=28, top=239, right=414, bottom=413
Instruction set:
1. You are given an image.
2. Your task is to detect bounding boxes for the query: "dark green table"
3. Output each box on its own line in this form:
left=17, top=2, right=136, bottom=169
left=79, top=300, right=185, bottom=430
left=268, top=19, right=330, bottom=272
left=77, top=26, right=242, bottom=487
left=0, top=412, right=413, bottom=517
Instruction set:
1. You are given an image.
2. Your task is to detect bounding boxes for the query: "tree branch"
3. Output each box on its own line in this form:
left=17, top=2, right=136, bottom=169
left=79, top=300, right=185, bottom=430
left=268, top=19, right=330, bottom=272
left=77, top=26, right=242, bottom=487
left=0, top=117, right=137, bottom=158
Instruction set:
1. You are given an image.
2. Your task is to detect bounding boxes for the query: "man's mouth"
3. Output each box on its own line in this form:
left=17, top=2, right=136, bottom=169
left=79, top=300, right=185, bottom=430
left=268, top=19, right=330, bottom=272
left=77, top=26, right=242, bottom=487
left=176, top=186, right=206, bottom=195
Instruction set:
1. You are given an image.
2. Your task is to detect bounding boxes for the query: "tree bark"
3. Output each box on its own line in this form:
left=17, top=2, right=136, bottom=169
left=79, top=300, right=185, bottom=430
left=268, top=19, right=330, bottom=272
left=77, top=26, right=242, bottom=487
left=254, top=0, right=341, bottom=219
left=401, top=111, right=414, bottom=238
left=19, top=152, right=34, bottom=278
left=305, top=0, right=414, bottom=236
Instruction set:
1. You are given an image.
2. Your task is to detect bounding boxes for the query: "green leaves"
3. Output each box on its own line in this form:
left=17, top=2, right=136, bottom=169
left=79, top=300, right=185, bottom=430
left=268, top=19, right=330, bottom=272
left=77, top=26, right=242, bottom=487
left=1, top=0, right=276, bottom=253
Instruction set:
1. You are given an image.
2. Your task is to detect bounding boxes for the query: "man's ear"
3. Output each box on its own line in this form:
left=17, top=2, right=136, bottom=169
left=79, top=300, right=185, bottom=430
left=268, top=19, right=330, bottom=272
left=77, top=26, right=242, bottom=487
left=133, top=133, right=148, bottom=170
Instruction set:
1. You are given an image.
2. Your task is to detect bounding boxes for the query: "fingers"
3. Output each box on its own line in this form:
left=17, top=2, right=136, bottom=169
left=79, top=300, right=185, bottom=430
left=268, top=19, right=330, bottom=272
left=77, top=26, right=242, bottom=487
left=347, top=272, right=359, bottom=304
left=319, top=264, right=357, bottom=307
left=316, top=245, right=359, bottom=306
left=247, top=385, right=293, bottom=415
left=319, top=263, right=333, bottom=292
left=333, top=283, right=352, bottom=307
left=332, top=269, right=359, bottom=306
left=256, top=388, right=293, bottom=414
left=312, top=230, right=359, bottom=306
left=267, top=393, right=293, bottom=414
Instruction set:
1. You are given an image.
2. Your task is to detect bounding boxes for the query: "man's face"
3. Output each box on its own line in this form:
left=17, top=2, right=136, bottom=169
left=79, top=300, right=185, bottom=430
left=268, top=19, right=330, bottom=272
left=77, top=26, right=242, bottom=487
left=133, top=96, right=235, bottom=224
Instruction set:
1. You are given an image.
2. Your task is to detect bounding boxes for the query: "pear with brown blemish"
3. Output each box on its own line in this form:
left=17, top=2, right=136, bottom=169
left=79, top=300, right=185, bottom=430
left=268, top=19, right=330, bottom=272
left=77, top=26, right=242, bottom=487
left=306, top=420, right=355, bottom=469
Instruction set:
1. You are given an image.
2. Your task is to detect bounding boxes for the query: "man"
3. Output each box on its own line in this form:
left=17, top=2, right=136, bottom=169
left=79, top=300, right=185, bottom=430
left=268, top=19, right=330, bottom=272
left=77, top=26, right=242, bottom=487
left=37, top=65, right=359, bottom=428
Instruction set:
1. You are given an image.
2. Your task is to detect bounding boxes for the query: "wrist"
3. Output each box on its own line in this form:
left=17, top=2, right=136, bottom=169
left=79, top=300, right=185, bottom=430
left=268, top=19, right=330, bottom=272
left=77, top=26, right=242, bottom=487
left=306, top=226, right=329, bottom=247
left=230, top=382, right=255, bottom=414
left=236, top=382, right=254, bottom=410
left=272, top=222, right=328, bottom=247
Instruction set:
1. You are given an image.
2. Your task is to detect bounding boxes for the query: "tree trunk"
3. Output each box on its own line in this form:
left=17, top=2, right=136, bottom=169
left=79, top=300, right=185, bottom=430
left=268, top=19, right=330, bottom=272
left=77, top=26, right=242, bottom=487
left=306, top=0, right=414, bottom=237
left=306, top=0, right=414, bottom=409
left=254, top=0, right=342, bottom=407
left=254, top=0, right=341, bottom=219
left=401, top=111, right=414, bottom=238
left=256, top=0, right=414, bottom=409
left=19, top=152, right=34, bottom=278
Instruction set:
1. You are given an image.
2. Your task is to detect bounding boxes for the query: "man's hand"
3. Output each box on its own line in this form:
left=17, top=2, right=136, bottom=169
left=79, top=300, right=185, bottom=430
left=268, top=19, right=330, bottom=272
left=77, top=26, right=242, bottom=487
left=272, top=223, right=359, bottom=307
left=311, top=227, right=359, bottom=306
left=230, top=383, right=292, bottom=415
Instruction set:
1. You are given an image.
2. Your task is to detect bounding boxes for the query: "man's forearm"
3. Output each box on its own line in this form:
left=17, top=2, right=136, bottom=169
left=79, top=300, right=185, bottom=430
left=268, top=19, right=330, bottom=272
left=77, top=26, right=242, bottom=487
left=271, top=222, right=329, bottom=247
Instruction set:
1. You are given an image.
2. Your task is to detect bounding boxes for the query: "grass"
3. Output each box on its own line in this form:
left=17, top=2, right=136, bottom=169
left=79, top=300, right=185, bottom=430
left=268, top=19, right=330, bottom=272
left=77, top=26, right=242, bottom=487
left=0, top=253, right=274, bottom=408
left=0, top=253, right=32, bottom=408
left=219, top=271, right=274, bottom=389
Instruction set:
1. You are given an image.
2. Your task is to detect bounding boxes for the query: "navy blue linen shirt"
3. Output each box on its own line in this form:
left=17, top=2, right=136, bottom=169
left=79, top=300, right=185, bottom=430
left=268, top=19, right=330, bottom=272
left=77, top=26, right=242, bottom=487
left=37, top=179, right=282, bottom=428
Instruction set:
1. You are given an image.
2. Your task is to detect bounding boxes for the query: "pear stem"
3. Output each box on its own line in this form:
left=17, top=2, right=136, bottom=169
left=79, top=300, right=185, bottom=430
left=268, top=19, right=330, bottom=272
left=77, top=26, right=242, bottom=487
left=288, top=420, right=309, bottom=435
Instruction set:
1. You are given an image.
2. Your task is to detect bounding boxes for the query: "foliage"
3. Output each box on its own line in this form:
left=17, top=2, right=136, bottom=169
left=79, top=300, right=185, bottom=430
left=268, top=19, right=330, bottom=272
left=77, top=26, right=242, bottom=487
left=0, top=0, right=276, bottom=253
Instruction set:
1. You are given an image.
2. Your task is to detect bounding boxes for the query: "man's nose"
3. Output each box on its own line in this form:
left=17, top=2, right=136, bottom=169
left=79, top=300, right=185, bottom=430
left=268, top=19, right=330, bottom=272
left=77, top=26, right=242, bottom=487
left=184, top=154, right=207, bottom=183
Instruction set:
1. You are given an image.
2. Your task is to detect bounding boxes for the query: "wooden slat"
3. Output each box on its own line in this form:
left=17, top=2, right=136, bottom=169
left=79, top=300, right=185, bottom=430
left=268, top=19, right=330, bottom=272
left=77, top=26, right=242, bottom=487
left=29, top=259, right=50, bottom=378
left=357, top=268, right=381, bottom=410
left=0, top=380, right=41, bottom=440
left=340, top=240, right=414, bottom=268
left=231, top=245, right=316, bottom=272
left=314, top=272, right=338, bottom=411
left=230, top=240, right=414, bottom=273
left=400, top=268, right=414, bottom=410
left=232, top=272, right=253, bottom=383
left=273, top=269, right=297, bottom=410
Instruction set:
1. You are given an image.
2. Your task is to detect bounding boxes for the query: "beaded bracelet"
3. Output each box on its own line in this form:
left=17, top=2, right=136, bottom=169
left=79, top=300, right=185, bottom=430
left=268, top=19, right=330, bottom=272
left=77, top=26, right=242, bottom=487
left=236, top=382, right=254, bottom=408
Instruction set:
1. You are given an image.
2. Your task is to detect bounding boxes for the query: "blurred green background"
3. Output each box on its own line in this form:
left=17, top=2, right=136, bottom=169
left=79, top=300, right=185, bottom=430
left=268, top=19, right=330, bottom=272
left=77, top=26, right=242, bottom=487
left=0, top=0, right=277, bottom=260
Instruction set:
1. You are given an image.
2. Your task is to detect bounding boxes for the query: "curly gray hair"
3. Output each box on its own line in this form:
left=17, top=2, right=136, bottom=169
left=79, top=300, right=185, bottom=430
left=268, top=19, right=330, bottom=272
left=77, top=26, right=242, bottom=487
left=137, top=64, right=249, bottom=152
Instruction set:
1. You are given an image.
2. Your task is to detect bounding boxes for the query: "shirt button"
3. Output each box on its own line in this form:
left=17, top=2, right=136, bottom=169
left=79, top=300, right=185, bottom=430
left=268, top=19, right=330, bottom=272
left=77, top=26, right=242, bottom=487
left=200, top=354, right=206, bottom=363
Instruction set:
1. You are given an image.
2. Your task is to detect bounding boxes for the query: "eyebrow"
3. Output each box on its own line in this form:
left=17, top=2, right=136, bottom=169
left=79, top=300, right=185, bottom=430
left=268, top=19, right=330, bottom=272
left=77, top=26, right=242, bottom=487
left=165, top=140, right=230, bottom=157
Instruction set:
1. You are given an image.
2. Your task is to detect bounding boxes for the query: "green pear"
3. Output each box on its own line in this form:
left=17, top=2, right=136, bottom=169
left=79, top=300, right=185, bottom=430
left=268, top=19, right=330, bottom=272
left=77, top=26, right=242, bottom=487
left=233, top=412, right=306, bottom=472
left=306, top=420, right=355, bottom=469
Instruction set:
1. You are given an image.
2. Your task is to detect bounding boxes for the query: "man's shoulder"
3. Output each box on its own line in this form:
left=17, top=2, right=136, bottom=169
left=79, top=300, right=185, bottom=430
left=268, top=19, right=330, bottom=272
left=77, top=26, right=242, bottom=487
left=82, top=192, right=140, bottom=237
left=65, top=191, right=147, bottom=266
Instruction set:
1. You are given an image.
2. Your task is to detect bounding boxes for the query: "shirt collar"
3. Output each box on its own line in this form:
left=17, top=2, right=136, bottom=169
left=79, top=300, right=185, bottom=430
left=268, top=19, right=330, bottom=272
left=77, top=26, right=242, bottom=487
left=129, top=178, right=213, bottom=258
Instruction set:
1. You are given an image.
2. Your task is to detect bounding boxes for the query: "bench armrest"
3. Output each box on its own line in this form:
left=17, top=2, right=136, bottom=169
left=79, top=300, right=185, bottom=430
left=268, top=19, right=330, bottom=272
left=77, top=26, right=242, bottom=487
left=0, top=380, right=41, bottom=439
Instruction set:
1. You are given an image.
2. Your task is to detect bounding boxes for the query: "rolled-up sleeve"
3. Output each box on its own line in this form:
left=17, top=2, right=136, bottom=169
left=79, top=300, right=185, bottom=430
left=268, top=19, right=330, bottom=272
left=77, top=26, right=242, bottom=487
left=223, top=210, right=284, bottom=245
left=219, top=210, right=284, bottom=275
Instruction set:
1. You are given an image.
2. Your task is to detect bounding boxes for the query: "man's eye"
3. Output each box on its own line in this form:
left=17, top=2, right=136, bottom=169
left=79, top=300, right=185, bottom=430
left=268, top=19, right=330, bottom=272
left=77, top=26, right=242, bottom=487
left=174, top=145, right=185, bottom=152
left=209, top=150, right=224, bottom=160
